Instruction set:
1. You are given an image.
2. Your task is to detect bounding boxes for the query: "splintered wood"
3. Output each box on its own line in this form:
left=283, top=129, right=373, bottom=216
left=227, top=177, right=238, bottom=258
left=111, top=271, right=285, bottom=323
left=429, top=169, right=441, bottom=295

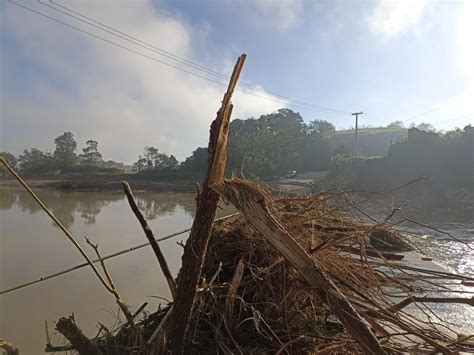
left=164, top=54, right=246, bottom=351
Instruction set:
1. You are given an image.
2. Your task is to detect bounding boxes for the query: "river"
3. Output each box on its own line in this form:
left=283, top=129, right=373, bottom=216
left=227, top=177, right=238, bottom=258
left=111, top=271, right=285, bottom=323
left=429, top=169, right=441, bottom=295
left=0, top=188, right=472, bottom=354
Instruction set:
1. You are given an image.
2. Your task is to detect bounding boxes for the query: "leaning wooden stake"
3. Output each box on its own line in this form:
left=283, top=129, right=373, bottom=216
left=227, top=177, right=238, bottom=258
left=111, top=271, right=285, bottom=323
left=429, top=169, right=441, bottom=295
left=122, top=181, right=177, bottom=300
left=164, top=54, right=246, bottom=351
left=212, top=178, right=386, bottom=354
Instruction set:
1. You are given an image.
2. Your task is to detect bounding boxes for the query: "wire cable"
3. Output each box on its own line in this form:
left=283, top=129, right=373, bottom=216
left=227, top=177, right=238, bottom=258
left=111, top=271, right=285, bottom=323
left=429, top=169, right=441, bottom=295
left=0, top=213, right=240, bottom=295
left=432, top=113, right=473, bottom=126
left=8, top=0, right=350, bottom=115
left=405, top=94, right=471, bottom=122
left=8, top=0, right=233, bottom=86
left=47, top=0, right=351, bottom=114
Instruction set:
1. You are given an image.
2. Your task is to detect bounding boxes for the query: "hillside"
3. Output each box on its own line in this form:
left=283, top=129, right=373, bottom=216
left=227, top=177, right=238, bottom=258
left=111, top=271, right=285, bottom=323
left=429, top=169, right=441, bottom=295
left=327, top=127, right=407, bottom=157
left=326, top=126, right=474, bottom=208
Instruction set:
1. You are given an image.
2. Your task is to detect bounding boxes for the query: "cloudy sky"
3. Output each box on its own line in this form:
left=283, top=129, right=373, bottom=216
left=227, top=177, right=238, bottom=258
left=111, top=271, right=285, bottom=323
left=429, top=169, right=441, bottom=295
left=1, top=0, right=473, bottom=163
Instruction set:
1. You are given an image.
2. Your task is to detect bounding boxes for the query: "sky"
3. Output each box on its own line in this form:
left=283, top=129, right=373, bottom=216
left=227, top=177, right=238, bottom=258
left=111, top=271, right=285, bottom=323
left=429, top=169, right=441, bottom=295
left=1, top=0, right=473, bottom=163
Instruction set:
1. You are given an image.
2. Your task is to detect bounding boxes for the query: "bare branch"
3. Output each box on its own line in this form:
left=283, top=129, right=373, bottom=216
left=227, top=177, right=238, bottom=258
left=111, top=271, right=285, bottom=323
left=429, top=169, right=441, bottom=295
left=122, top=181, right=177, bottom=300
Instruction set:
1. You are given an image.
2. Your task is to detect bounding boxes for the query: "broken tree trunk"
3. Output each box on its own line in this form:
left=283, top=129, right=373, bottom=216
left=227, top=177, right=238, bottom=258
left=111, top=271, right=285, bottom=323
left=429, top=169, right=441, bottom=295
left=164, top=54, right=246, bottom=351
left=212, top=178, right=386, bottom=354
left=56, top=316, right=102, bottom=355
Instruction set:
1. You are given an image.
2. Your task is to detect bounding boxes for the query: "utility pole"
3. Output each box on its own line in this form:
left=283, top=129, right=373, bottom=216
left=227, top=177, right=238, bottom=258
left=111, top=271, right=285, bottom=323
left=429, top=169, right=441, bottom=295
left=352, top=111, right=363, bottom=157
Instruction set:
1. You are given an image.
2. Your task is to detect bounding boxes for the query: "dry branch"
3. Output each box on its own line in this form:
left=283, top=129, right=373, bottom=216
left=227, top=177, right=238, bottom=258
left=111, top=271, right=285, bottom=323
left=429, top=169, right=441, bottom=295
left=343, top=245, right=405, bottom=261
left=85, top=237, right=136, bottom=329
left=224, top=258, right=245, bottom=325
left=0, top=338, right=19, bottom=355
left=164, top=53, right=246, bottom=351
left=387, top=295, right=474, bottom=313
left=122, top=181, right=177, bottom=300
left=147, top=305, right=174, bottom=346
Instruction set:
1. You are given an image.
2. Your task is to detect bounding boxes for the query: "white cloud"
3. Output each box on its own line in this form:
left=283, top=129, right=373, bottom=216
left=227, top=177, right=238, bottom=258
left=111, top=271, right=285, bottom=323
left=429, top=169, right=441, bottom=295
left=1, top=1, right=281, bottom=162
left=246, top=0, right=303, bottom=32
left=368, top=0, right=430, bottom=38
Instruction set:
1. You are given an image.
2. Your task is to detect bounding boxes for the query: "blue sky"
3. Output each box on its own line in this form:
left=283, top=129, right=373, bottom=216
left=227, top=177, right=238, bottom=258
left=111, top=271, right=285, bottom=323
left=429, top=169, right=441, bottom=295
left=1, top=0, right=473, bottom=162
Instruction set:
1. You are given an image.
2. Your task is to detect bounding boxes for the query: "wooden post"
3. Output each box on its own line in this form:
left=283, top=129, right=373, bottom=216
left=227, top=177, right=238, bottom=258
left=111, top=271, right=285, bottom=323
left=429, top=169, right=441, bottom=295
left=352, top=111, right=363, bottom=156
left=164, top=54, right=246, bottom=351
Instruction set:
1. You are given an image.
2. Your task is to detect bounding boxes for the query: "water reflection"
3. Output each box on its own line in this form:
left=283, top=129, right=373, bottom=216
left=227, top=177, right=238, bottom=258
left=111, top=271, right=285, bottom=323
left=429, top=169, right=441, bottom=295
left=0, top=188, right=202, bottom=355
left=0, top=189, right=197, bottom=227
left=136, top=194, right=196, bottom=220
left=0, top=189, right=16, bottom=210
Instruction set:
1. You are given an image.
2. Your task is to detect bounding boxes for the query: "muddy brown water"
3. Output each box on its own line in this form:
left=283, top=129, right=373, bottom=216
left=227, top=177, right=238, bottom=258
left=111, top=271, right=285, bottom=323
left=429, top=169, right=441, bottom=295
left=0, top=188, right=472, bottom=354
left=0, top=188, right=234, bottom=354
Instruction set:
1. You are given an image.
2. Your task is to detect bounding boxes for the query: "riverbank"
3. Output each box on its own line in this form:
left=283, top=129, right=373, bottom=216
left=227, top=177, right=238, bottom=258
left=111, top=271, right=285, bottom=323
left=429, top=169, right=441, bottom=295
left=0, top=178, right=196, bottom=193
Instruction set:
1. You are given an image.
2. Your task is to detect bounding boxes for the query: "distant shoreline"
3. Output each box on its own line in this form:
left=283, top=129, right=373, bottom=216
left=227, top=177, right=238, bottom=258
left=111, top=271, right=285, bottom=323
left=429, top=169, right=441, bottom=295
left=0, top=178, right=196, bottom=193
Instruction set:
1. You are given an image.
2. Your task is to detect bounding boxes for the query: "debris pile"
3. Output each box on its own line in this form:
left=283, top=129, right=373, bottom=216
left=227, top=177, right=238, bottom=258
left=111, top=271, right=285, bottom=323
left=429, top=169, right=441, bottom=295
left=40, top=187, right=472, bottom=354
left=182, top=187, right=473, bottom=354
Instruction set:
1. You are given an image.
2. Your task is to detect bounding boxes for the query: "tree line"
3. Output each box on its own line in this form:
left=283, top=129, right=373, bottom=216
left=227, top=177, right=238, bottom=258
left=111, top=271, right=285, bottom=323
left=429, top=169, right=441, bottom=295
left=1, top=108, right=448, bottom=179
left=1, top=132, right=123, bottom=176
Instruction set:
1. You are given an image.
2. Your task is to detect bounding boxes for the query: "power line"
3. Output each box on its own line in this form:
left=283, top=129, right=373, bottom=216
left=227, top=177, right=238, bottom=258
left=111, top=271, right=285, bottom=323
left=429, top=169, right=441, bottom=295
left=41, top=1, right=231, bottom=81
left=8, top=1, right=231, bottom=86
left=405, top=94, right=470, bottom=122
left=432, top=113, right=473, bottom=126
left=9, top=0, right=350, bottom=116
left=46, top=0, right=351, bottom=115
left=0, top=212, right=240, bottom=295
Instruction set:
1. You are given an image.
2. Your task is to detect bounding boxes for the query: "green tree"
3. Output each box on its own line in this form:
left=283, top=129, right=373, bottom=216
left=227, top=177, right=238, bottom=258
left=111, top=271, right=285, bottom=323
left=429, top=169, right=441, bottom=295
left=227, top=118, right=259, bottom=176
left=0, top=152, right=17, bottom=176
left=409, top=122, right=435, bottom=132
left=54, top=132, right=78, bottom=169
left=138, top=146, right=178, bottom=171
left=80, top=139, right=103, bottom=167
left=258, top=108, right=306, bottom=175
left=307, top=119, right=336, bottom=136
left=134, top=156, right=148, bottom=172
left=144, top=146, right=160, bottom=169
left=227, top=109, right=307, bottom=178
left=181, top=147, right=208, bottom=172
left=416, top=122, right=435, bottom=132
left=157, top=154, right=178, bottom=169
left=18, top=148, right=54, bottom=174
left=387, top=121, right=404, bottom=128
left=331, top=143, right=353, bottom=167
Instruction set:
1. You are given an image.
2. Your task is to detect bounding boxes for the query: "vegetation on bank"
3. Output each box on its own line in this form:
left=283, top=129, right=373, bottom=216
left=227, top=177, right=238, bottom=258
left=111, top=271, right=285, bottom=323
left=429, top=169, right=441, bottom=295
left=1, top=108, right=469, bottom=195
left=326, top=125, right=474, bottom=206
left=1, top=108, right=408, bottom=180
